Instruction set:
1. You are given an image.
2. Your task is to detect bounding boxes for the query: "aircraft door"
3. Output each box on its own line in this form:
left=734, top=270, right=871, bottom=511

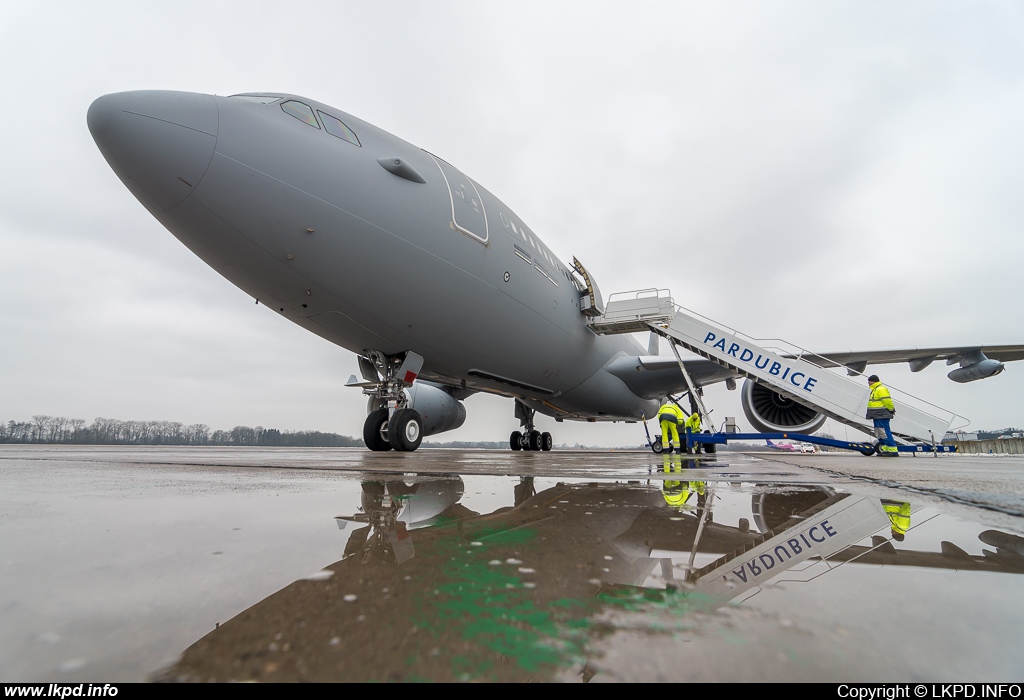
left=426, top=154, right=489, bottom=244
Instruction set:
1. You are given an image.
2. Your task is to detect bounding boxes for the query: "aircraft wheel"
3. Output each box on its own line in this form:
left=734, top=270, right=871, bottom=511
left=388, top=409, right=423, bottom=452
left=541, top=432, right=553, bottom=451
left=528, top=430, right=543, bottom=451
left=362, top=408, right=391, bottom=452
left=510, top=430, right=523, bottom=451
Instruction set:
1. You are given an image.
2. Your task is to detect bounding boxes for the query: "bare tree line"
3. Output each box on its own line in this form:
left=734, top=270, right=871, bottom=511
left=0, top=415, right=360, bottom=447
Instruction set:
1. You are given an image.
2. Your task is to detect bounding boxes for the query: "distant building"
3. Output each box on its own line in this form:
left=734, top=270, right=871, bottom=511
left=942, top=431, right=979, bottom=442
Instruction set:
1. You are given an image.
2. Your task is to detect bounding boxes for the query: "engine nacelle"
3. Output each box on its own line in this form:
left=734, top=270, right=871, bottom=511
left=948, top=359, right=1004, bottom=383
left=368, top=381, right=466, bottom=437
left=740, top=379, right=827, bottom=434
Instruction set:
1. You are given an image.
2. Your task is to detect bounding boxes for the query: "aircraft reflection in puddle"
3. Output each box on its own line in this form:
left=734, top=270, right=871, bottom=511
left=155, top=460, right=1024, bottom=682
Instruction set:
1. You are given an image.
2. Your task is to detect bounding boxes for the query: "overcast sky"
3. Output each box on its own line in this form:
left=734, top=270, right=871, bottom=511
left=1, top=1, right=1022, bottom=446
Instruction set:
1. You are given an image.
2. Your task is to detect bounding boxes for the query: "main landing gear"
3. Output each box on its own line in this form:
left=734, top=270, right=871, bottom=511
left=360, top=350, right=425, bottom=452
left=509, top=399, right=553, bottom=452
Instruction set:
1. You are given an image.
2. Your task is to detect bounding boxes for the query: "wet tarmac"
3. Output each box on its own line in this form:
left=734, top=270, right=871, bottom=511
left=2, top=445, right=1023, bottom=682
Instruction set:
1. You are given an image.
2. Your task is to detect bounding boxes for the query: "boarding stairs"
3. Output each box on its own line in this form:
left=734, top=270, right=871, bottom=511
left=589, top=289, right=958, bottom=444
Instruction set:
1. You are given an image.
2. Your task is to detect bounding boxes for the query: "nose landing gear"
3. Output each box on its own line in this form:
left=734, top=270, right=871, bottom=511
left=359, top=350, right=425, bottom=452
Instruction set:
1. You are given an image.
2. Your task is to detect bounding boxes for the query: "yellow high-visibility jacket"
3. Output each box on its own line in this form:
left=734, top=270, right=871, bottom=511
left=867, top=382, right=895, bottom=419
left=662, top=480, right=705, bottom=508
left=882, top=500, right=910, bottom=536
left=658, top=403, right=685, bottom=424
left=684, top=412, right=701, bottom=432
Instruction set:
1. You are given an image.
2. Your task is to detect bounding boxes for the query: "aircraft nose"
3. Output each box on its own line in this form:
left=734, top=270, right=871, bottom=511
left=88, top=90, right=218, bottom=212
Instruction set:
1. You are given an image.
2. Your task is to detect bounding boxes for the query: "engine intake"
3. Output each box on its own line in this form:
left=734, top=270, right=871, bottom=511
left=740, top=379, right=826, bottom=434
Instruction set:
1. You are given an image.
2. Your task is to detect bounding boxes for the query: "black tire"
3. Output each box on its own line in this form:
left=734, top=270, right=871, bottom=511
left=388, top=408, right=423, bottom=452
left=651, top=439, right=664, bottom=454
left=510, top=430, right=523, bottom=451
left=703, top=430, right=716, bottom=454
left=363, top=408, right=391, bottom=451
left=541, top=432, right=553, bottom=451
left=858, top=443, right=879, bottom=456
left=528, top=430, right=542, bottom=451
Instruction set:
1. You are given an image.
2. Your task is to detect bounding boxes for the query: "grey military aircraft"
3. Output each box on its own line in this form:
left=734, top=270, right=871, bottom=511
left=87, top=90, right=1024, bottom=452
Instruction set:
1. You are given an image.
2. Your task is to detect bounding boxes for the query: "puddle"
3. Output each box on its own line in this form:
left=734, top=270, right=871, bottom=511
left=156, top=473, right=1024, bottom=682
left=3, top=448, right=1022, bottom=682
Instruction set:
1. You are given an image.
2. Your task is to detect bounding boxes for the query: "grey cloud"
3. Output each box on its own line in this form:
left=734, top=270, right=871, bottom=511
left=1, top=1, right=1021, bottom=443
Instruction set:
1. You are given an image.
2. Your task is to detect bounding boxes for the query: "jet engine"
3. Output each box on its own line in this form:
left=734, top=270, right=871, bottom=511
left=368, top=381, right=467, bottom=438
left=740, top=379, right=827, bottom=434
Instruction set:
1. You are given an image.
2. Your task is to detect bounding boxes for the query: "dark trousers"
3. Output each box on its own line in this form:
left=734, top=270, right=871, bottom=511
left=873, top=419, right=896, bottom=451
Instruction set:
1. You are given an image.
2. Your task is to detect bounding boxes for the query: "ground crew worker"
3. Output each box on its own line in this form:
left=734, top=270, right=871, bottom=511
left=685, top=411, right=701, bottom=433
left=683, top=411, right=701, bottom=453
left=881, top=499, right=911, bottom=541
left=866, top=374, right=898, bottom=457
left=657, top=398, right=685, bottom=454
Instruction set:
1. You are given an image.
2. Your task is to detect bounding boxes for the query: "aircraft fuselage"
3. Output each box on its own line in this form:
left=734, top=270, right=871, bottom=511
left=88, top=91, right=658, bottom=423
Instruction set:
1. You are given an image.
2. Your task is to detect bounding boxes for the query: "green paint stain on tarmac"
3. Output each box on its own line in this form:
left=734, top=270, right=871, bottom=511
left=412, top=525, right=713, bottom=680
left=413, top=526, right=590, bottom=679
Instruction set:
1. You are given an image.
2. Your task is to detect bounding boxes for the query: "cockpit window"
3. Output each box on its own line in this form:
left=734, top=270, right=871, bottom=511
left=229, top=95, right=280, bottom=104
left=281, top=100, right=321, bottom=129
left=317, top=110, right=361, bottom=146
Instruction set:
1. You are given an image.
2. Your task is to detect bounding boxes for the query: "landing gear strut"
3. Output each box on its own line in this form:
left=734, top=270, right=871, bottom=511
left=359, top=350, right=425, bottom=452
left=509, top=399, right=552, bottom=452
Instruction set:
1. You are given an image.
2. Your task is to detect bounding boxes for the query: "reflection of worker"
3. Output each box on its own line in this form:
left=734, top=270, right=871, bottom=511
left=661, top=453, right=705, bottom=509
left=881, top=500, right=911, bottom=541
left=866, top=375, right=898, bottom=457
left=658, top=399, right=685, bottom=454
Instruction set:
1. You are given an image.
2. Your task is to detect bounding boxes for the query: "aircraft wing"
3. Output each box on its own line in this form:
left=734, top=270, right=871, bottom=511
left=800, top=344, right=1024, bottom=375
left=607, top=342, right=1024, bottom=401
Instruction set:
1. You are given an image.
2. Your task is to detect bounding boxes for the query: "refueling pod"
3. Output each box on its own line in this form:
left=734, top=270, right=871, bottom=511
left=948, top=358, right=1005, bottom=383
